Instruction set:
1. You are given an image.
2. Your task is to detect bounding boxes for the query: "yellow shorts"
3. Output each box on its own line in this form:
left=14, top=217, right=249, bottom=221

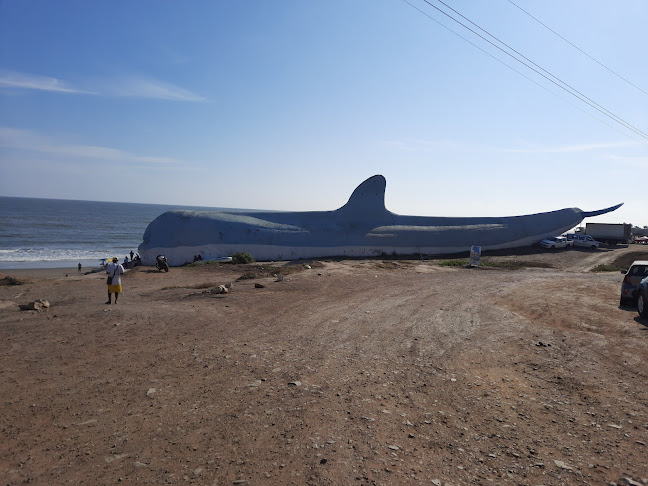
left=107, top=284, right=123, bottom=293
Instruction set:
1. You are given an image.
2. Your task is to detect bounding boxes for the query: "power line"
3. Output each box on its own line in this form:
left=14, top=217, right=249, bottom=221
left=399, top=0, right=647, bottom=145
left=435, top=0, right=648, bottom=140
left=506, top=0, right=648, bottom=97
left=402, top=0, right=648, bottom=143
left=399, top=0, right=646, bottom=145
left=424, top=0, right=648, bottom=141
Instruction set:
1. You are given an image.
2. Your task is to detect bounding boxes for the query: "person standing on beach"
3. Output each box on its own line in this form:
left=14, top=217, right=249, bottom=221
left=105, top=257, right=125, bottom=304
left=78, top=262, right=82, bottom=273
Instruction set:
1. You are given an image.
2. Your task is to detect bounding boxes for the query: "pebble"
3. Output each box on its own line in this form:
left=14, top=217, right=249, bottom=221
left=146, top=388, right=156, bottom=397
left=554, top=460, right=573, bottom=471
left=288, top=381, right=301, bottom=386
left=76, top=419, right=97, bottom=426
left=621, top=479, right=642, bottom=486
left=105, top=454, right=128, bottom=463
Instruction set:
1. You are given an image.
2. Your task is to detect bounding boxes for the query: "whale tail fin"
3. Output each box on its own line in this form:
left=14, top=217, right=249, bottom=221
left=337, top=175, right=389, bottom=215
left=581, top=203, right=624, bottom=218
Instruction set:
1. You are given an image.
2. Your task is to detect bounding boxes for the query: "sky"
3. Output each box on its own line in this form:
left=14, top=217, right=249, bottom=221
left=1, top=0, right=646, bottom=226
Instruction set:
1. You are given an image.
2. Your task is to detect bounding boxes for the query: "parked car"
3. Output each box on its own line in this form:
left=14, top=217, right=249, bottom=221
left=633, top=236, right=648, bottom=245
left=539, top=236, right=572, bottom=249
left=637, top=276, right=648, bottom=318
left=564, top=233, right=600, bottom=249
left=620, top=260, right=648, bottom=306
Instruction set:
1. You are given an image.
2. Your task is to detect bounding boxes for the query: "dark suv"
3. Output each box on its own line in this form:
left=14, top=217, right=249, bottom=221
left=620, top=260, right=648, bottom=306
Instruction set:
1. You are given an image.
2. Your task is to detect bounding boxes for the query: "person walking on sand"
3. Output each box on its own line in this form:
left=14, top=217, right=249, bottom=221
left=105, top=257, right=125, bottom=304
left=78, top=262, right=82, bottom=273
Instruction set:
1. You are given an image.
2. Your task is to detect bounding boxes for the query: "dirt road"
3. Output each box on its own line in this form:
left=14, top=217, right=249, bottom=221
left=1, top=247, right=647, bottom=485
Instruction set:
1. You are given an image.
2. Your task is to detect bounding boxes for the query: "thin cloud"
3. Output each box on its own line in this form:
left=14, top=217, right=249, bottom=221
left=504, top=141, right=633, bottom=153
left=0, top=70, right=93, bottom=94
left=385, top=138, right=513, bottom=155
left=384, top=138, right=640, bottom=159
left=0, top=70, right=206, bottom=102
left=0, top=127, right=186, bottom=166
left=107, top=76, right=207, bottom=102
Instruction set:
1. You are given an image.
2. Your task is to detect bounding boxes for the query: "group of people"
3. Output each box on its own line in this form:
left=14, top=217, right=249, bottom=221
left=124, top=251, right=142, bottom=267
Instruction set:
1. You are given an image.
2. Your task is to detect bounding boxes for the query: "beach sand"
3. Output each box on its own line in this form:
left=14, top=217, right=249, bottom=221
left=1, top=247, right=647, bottom=485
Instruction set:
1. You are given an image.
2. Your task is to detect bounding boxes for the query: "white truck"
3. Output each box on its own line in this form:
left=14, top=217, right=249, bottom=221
left=584, top=223, right=631, bottom=245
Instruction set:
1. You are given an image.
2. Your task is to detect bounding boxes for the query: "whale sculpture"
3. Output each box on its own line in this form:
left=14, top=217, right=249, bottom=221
left=138, top=175, right=622, bottom=265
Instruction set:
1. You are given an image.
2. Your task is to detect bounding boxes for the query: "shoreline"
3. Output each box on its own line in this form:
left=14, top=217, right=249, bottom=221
left=1, top=265, right=105, bottom=279
left=0, top=258, right=103, bottom=270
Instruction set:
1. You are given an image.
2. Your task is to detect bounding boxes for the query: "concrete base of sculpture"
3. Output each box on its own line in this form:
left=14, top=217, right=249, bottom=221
left=138, top=175, right=622, bottom=265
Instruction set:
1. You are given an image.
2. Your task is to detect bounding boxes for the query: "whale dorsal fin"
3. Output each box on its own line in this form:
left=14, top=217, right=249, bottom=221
left=337, top=175, right=388, bottom=215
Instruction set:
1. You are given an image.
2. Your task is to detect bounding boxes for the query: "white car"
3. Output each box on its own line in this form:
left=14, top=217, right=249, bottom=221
left=564, top=233, right=600, bottom=249
left=539, top=236, right=572, bottom=249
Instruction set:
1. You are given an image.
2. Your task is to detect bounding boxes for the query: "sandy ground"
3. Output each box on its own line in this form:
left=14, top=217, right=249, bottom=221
left=1, top=246, right=647, bottom=486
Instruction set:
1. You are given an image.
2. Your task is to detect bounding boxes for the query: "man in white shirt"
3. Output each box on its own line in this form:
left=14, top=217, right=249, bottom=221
left=105, top=257, right=125, bottom=304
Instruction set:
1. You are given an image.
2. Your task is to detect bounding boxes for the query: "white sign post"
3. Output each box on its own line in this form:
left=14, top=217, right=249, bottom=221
left=469, top=245, right=481, bottom=267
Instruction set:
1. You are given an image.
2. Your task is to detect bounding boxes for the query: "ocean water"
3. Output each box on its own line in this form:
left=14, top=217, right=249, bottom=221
left=0, top=196, right=225, bottom=269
